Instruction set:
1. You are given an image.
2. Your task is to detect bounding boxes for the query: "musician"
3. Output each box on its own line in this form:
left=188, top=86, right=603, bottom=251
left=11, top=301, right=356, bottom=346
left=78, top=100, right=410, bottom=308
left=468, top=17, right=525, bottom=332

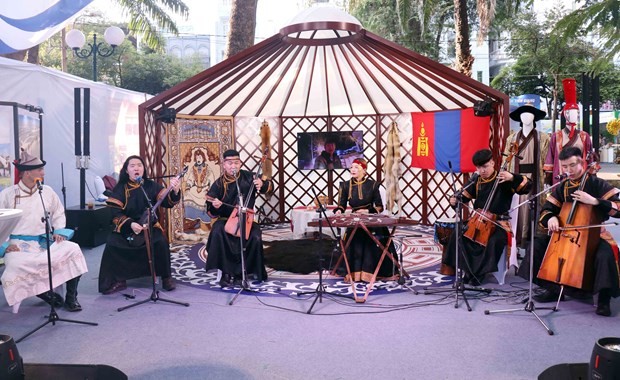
left=205, top=149, right=272, bottom=287
left=523, top=146, right=619, bottom=316
left=0, top=151, right=87, bottom=312
left=334, top=158, right=398, bottom=282
left=314, top=138, right=342, bottom=170
left=98, top=155, right=181, bottom=295
left=443, top=149, right=532, bottom=285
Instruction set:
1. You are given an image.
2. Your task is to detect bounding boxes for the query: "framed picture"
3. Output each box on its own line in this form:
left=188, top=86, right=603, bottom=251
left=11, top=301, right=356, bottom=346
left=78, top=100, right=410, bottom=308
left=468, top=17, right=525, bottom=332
left=166, top=115, right=234, bottom=241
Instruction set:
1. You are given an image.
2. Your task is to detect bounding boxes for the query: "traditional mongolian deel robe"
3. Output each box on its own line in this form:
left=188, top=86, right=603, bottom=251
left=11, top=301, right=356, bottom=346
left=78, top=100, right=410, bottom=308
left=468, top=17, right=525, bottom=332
left=0, top=182, right=87, bottom=307
left=544, top=128, right=594, bottom=185
left=521, top=174, right=620, bottom=297
left=443, top=172, right=532, bottom=281
left=504, top=129, right=550, bottom=246
left=205, top=170, right=272, bottom=280
left=98, top=179, right=180, bottom=292
left=335, top=177, right=397, bottom=282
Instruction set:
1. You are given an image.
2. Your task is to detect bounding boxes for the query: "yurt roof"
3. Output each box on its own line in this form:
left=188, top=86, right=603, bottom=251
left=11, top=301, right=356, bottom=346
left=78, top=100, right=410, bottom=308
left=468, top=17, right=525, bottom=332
left=142, top=7, right=507, bottom=118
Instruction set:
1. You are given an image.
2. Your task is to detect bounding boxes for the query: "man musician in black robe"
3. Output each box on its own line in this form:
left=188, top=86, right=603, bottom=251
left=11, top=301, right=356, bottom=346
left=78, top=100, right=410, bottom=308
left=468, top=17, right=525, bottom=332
left=443, top=149, right=532, bottom=285
left=205, top=149, right=273, bottom=287
left=519, top=146, right=620, bottom=317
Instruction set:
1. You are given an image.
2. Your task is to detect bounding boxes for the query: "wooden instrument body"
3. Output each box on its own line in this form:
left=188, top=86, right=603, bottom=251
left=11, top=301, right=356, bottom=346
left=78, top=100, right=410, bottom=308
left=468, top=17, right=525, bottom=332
left=224, top=207, right=255, bottom=240
left=463, top=209, right=496, bottom=247
left=537, top=202, right=600, bottom=290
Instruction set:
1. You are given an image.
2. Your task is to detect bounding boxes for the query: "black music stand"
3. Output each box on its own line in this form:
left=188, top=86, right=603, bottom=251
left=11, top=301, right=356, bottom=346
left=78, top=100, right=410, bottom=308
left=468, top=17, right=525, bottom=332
left=118, top=186, right=189, bottom=312
left=16, top=185, right=98, bottom=343
left=484, top=179, right=567, bottom=335
left=296, top=188, right=352, bottom=314
left=424, top=171, right=491, bottom=311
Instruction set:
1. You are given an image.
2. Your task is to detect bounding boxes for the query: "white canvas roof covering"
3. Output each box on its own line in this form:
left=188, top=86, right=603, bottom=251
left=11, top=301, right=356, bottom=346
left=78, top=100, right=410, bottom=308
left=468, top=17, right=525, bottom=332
left=143, top=7, right=507, bottom=118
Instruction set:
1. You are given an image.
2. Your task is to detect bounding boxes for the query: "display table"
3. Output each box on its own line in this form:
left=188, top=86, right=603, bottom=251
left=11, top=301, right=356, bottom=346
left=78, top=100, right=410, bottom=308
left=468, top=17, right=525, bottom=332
left=288, top=206, right=341, bottom=239
left=66, top=205, right=112, bottom=247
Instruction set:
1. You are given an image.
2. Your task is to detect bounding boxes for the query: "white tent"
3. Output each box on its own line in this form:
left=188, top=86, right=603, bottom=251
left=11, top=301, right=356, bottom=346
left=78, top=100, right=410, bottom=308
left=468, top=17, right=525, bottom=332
left=0, top=57, right=150, bottom=207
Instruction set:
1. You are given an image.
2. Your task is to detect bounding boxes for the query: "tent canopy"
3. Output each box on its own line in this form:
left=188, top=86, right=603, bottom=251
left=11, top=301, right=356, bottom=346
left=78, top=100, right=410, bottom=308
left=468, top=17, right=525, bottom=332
left=142, top=7, right=507, bottom=118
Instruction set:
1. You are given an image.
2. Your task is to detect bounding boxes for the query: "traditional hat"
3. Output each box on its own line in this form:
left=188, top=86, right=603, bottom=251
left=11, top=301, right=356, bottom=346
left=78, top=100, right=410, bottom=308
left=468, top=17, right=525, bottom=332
left=222, top=149, right=240, bottom=160
left=562, top=78, right=579, bottom=111
left=352, top=158, right=367, bottom=170
left=509, top=105, right=546, bottom=122
left=13, top=149, right=45, bottom=171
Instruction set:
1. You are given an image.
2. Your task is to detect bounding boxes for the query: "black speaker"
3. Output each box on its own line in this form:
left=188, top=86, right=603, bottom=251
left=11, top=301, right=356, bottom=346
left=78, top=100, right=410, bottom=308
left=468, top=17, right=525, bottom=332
left=0, top=335, right=23, bottom=380
left=591, top=337, right=620, bottom=380
left=473, top=99, right=494, bottom=117
left=538, top=362, right=589, bottom=380
left=65, top=205, right=112, bottom=247
left=24, top=363, right=127, bottom=379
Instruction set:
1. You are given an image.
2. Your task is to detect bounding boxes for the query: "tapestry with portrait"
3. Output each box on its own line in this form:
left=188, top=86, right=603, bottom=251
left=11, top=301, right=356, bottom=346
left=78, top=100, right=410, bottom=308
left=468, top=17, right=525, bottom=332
left=166, top=115, right=234, bottom=241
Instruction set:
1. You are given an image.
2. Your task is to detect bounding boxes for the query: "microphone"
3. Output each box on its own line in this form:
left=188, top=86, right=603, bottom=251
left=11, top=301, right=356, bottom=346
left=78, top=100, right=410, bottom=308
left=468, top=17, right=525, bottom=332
left=231, top=169, right=237, bottom=176
left=34, top=177, right=43, bottom=190
left=468, top=172, right=479, bottom=183
left=555, top=173, right=568, bottom=181
left=134, top=176, right=143, bottom=184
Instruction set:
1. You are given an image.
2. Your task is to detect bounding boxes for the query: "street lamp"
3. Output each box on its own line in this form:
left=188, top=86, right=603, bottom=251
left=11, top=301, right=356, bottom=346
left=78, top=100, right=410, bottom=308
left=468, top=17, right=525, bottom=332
left=65, top=26, right=125, bottom=82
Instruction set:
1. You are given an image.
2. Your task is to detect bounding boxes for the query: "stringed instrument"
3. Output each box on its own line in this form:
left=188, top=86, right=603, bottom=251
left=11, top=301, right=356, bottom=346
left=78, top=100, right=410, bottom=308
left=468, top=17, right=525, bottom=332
left=463, top=143, right=518, bottom=247
left=207, top=147, right=270, bottom=240
left=127, top=166, right=188, bottom=247
left=537, top=159, right=601, bottom=290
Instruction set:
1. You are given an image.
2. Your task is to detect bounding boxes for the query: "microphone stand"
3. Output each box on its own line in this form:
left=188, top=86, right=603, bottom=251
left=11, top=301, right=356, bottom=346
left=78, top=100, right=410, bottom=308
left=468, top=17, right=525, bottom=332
left=484, top=178, right=567, bottom=335
left=424, top=170, right=491, bottom=311
left=60, top=163, right=66, bottom=211
left=118, top=181, right=189, bottom=312
left=229, top=172, right=274, bottom=305
left=296, top=187, right=352, bottom=314
left=16, top=182, right=97, bottom=343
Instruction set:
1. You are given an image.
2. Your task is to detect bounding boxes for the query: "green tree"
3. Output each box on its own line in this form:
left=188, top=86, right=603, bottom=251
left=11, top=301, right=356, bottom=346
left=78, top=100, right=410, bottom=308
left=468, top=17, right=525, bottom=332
left=490, top=7, right=600, bottom=130
left=120, top=51, right=203, bottom=94
left=554, top=0, right=620, bottom=62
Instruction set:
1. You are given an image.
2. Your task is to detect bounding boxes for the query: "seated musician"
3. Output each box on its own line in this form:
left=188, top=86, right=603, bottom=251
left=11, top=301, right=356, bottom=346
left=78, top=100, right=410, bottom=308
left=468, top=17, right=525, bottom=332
left=98, top=155, right=181, bottom=295
left=333, top=158, right=398, bottom=282
left=443, top=149, right=532, bottom=285
left=204, top=149, right=272, bottom=287
left=520, top=146, right=619, bottom=317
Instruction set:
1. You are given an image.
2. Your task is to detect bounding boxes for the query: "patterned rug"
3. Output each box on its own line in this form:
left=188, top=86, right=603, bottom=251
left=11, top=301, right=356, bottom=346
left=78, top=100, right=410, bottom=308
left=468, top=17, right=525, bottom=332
left=170, top=223, right=454, bottom=297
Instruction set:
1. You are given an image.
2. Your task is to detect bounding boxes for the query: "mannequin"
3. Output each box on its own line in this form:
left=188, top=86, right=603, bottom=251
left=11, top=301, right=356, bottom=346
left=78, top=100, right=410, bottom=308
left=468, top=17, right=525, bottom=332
left=505, top=105, right=549, bottom=252
left=544, top=78, right=594, bottom=185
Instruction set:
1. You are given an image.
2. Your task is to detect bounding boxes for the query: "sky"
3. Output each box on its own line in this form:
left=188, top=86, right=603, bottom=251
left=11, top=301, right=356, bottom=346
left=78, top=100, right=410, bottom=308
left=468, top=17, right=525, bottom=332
left=86, top=0, right=308, bottom=39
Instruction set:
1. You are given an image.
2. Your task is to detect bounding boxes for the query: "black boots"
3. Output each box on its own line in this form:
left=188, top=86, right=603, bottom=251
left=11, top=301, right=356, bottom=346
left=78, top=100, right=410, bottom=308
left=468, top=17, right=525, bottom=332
left=596, top=289, right=612, bottom=317
left=36, top=291, right=64, bottom=308
left=64, top=276, right=82, bottom=312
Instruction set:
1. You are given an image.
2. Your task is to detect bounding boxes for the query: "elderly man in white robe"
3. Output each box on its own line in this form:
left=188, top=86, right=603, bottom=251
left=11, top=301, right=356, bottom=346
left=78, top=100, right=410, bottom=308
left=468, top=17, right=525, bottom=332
left=0, top=151, right=87, bottom=312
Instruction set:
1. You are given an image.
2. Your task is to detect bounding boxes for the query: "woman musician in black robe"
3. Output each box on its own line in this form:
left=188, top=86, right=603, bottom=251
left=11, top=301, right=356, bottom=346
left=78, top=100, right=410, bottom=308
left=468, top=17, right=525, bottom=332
left=334, top=158, right=398, bottom=282
left=443, top=149, right=532, bottom=286
left=98, top=155, right=181, bottom=294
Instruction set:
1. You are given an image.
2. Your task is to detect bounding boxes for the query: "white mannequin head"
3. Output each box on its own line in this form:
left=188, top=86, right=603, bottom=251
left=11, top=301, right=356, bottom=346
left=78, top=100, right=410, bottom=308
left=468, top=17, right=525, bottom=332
left=520, top=112, right=535, bottom=137
left=564, top=108, right=579, bottom=125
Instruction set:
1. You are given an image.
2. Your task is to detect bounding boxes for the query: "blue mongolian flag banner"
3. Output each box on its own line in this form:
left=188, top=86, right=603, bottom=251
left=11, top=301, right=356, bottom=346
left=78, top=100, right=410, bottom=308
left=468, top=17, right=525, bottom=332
left=410, top=108, right=490, bottom=173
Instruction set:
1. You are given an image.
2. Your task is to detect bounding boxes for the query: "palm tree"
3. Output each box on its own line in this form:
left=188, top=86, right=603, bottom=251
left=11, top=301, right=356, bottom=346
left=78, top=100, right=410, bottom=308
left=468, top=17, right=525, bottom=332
left=554, top=0, right=620, bottom=62
left=1, top=0, right=189, bottom=63
left=225, top=0, right=258, bottom=59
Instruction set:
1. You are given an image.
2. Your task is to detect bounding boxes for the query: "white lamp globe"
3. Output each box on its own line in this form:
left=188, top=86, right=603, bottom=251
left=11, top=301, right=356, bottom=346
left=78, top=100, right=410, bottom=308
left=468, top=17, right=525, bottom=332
left=65, top=29, right=86, bottom=49
left=104, top=26, right=125, bottom=47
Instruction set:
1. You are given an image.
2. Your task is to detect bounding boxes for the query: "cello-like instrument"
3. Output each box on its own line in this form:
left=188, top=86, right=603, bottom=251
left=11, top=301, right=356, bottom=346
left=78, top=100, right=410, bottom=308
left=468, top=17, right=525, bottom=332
left=537, top=159, right=601, bottom=290
left=463, top=143, right=518, bottom=247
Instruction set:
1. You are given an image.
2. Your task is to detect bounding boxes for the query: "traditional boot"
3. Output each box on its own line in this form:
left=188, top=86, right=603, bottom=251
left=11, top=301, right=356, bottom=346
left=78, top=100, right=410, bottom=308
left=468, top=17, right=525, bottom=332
left=64, top=276, right=82, bottom=312
left=596, top=289, right=611, bottom=317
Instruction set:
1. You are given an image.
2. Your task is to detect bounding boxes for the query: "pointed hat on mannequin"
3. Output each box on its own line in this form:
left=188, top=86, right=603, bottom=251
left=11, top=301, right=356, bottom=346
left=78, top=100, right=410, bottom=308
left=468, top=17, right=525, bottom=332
left=562, top=78, right=579, bottom=111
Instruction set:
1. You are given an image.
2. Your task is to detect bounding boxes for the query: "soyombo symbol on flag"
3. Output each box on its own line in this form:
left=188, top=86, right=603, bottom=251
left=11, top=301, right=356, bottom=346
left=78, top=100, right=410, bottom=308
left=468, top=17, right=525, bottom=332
left=410, top=109, right=490, bottom=173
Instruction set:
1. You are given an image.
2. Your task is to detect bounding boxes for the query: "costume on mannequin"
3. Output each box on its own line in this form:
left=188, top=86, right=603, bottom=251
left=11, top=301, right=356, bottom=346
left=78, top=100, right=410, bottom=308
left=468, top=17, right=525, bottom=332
left=505, top=105, right=549, bottom=249
left=544, top=78, right=594, bottom=185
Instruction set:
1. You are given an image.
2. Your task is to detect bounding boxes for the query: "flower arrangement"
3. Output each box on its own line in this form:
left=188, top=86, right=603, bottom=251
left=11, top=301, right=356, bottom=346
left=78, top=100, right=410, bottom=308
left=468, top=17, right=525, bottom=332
left=606, top=118, right=620, bottom=136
